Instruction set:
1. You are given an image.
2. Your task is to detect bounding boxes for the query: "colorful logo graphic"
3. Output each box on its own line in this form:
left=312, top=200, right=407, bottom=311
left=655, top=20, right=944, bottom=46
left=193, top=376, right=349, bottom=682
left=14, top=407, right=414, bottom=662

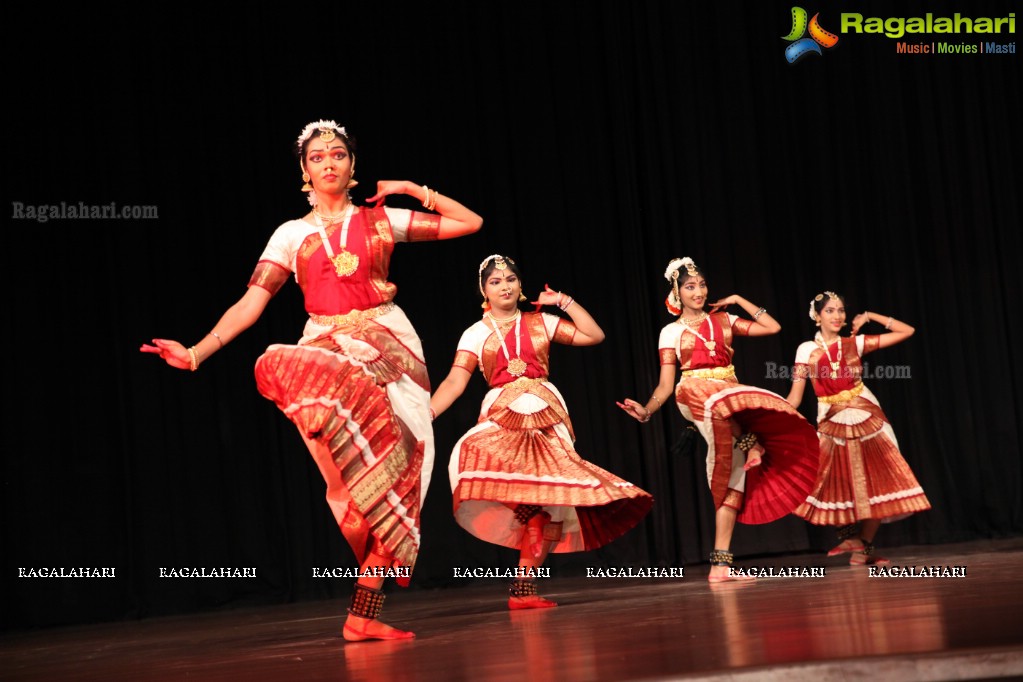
left=783, top=7, right=839, bottom=63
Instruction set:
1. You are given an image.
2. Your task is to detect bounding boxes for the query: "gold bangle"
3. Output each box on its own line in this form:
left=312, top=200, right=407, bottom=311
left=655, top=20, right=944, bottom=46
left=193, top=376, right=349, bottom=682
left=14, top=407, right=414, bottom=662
left=187, top=346, right=199, bottom=372
left=208, top=331, right=224, bottom=348
left=650, top=394, right=662, bottom=408
left=427, top=189, right=439, bottom=211
left=421, top=185, right=431, bottom=209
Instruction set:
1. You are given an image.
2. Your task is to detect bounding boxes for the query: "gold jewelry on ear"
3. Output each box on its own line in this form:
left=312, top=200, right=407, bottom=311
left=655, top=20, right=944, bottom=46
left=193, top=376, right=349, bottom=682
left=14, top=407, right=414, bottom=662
left=345, top=156, right=358, bottom=189
left=300, top=162, right=312, bottom=192
left=519, top=293, right=527, bottom=302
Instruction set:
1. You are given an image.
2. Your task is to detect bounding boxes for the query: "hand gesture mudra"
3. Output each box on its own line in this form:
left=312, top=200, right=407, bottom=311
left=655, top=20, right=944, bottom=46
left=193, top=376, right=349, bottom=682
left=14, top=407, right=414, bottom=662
left=709, top=295, right=740, bottom=313
left=367, top=180, right=410, bottom=207
left=140, top=339, right=191, bottom=370
left=616, top=398, right=650, bottom=423
left=532, top=283, right=563, bottom=307
left=850, top=313, right=871, bottom=336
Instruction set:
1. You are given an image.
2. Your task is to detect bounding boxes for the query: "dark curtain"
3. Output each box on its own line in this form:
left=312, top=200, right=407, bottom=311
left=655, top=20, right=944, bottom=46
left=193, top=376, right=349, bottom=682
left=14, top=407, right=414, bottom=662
left=3, top=0, right=1020, bottom=629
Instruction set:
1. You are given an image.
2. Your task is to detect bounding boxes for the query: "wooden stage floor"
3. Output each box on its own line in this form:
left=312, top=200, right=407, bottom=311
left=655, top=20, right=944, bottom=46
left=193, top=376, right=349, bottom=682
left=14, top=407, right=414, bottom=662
left=4, top=538, right=1023, bottom=681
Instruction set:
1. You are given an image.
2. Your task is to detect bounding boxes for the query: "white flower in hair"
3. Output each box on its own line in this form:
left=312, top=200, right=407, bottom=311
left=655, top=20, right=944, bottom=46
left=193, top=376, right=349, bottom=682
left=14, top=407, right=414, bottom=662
left=297, top=119, right=347, bottom=151
left=664, top=257, right=694, bottom=281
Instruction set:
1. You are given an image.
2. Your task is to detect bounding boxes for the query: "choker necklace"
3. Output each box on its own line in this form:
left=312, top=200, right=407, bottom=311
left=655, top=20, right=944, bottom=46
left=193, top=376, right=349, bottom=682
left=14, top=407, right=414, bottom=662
left=816, top=332, right=841, bottom=378
left=313, top=204, right=358, bottom=277
left=486, top=310, right=527, bottom=376
left=678, top=311, right=708, bottom=328
left=678, top=312, right=716, bottom=356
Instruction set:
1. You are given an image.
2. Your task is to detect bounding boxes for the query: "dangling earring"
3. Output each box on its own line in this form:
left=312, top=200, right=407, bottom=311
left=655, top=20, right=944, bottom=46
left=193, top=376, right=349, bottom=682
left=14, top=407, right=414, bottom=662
left=346, top=157, right=358, bottom=189
left=481, top=298, right=491, bottom=311
left=300, top=162, right=313, bottom=192
left=815, top=316, right=821, bottom=327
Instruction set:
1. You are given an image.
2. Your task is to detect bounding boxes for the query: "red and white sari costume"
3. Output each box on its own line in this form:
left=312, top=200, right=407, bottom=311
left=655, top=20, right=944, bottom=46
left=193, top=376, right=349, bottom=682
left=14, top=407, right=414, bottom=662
left=249, top=206, right=440, bottom=585
left=660, top=313, right=820, bottom=524
left=447, top=312, right=653, bottom=552
left=792, top=333, right=930, bottom=525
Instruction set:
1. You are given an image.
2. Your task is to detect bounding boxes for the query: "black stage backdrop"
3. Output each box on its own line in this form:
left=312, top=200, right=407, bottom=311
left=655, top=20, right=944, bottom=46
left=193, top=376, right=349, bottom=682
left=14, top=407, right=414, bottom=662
left=3, top=1, right=1020, bottom=629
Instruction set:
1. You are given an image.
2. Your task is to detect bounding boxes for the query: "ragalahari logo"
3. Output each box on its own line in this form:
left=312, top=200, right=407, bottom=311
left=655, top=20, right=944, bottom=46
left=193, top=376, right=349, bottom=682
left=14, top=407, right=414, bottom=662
left=783, top=7, right=839, bottom=63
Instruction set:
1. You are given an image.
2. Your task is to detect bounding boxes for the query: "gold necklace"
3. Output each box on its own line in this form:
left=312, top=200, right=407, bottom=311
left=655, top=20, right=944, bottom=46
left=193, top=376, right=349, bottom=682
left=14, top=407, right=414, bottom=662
left=816, top=332, right=841, bottom=378
left=486, top=310, right=527, bottom=376
left=487, top=311, right=519, bottom=323
left=312, top=205, right=349, bottom=224
left=313, top=204, right=359, bottom=277
left=678, top=312, right=708, bottom=328
left=678, top=312, right=716, bottom=355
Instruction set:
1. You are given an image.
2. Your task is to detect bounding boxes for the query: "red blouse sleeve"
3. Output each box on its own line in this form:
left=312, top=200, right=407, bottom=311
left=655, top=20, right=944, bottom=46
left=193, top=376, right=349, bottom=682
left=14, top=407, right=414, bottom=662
left=861, top=334, right=881, bottom=356
left=731, top=318, right=754, bottom=336
left=248, top=260, right=290, bottom=296
left=405, top=212, right=441, bottom=242
left=552, top=318, right=577, bottom=345
left=452, top=349, right=478, bottom=374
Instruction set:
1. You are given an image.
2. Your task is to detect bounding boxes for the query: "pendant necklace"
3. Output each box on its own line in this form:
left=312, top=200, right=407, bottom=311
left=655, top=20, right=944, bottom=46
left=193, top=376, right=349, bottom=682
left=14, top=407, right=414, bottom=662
left=679, top=312, right=716, bottom=356
left=313, top=204, right=358, bottom=277
left=487, top=310, right=527, bottom=376
left=816, top=332, right=841, bottom=379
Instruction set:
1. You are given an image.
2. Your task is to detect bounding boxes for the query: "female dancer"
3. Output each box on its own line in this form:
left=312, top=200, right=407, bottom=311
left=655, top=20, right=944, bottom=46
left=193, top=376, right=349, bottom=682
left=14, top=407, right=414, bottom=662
left=618, top=257, right=819, bottom=582
left=430, top=255, right=653, bottom=608
left=787, top=292, right=930, bottom=565
left=142, top=120, right=482, bottom=640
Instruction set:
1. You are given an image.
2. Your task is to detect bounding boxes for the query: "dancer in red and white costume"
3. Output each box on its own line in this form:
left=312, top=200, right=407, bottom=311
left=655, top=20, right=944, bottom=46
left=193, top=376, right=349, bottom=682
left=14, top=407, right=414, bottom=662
left=619, top=257, right=819, bottom=583
left=142, top=120, right=482, bottom=641
left=431, top=255, right=653, bottom=608
left=787, top=291, right=930, bottom=566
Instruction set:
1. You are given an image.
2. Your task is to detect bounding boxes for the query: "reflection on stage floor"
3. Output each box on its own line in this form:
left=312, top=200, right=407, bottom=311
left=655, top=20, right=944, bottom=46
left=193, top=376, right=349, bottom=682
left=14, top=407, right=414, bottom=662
left=4, top=538, right=1023, bottom=681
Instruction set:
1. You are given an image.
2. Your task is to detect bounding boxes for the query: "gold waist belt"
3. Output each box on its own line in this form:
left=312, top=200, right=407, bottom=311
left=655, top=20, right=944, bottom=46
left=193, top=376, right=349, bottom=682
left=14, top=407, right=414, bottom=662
left=681, top=364, right=736, bottom=381
left=818, top=382, right=865, bottom=404
left=495, top=376, right=548, bottom=389
left=309, top=302, right=395, bottom=327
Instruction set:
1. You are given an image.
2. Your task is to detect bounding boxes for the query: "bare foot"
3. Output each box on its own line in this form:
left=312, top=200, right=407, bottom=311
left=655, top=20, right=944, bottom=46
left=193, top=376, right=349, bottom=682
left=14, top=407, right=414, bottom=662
left=508, top=595, right=558, bottom=610
left=743, top=443, right=765, bottom=471
left=343, top=615, right=415, bottom=641
left=707, top=564, right=756, bottom=584
left=827, top=538, right=865, bottom=557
